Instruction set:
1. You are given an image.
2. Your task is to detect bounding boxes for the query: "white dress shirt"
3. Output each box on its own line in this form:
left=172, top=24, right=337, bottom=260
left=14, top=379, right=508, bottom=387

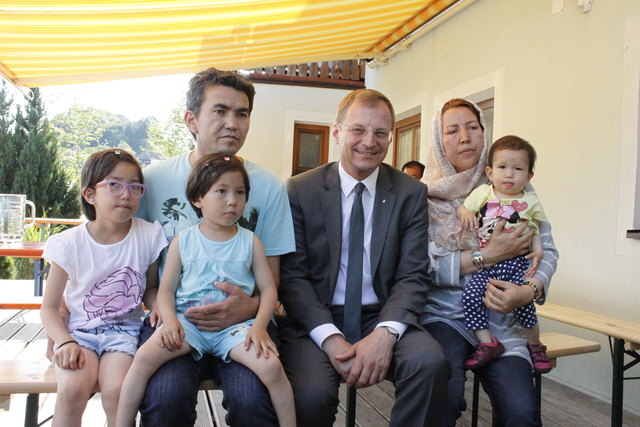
left=309, top=162, right=407, bottom=349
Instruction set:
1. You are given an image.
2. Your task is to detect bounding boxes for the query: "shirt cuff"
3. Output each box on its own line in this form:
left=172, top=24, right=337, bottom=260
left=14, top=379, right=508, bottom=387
left=375, top=321, right=408, bottom=341
left=310, top=323, right=343, bottom=349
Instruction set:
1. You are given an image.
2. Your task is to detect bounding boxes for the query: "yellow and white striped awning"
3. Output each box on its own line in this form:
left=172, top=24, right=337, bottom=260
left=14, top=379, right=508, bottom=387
left=1, top=0, right=465, bottom=87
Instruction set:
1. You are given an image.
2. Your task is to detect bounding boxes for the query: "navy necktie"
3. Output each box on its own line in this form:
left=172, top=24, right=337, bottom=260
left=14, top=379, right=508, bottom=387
left=343, top=182, right=365, bottom=344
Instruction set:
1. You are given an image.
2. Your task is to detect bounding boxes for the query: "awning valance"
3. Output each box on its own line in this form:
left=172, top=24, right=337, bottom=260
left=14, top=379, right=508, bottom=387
left=1, top=0, right=465, bottom=87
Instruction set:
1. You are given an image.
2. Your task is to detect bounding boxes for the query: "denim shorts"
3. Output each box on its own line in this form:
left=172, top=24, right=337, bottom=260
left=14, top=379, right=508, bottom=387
left=57, top=329, right=139, bottom=357
left=177, top=312, right=252, bottom=362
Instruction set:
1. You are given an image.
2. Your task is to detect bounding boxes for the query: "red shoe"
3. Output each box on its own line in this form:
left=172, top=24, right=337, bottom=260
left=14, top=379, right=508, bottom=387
left=528, top=343, right=552, bottom=373
left=464, top=337, right=505, bottom=371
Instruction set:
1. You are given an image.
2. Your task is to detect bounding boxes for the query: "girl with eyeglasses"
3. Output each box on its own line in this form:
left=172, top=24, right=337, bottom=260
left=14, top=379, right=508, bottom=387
left=40, top=148, right=168, bottom=427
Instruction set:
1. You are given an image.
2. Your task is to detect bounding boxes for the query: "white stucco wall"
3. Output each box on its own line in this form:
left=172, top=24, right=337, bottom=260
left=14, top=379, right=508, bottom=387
left=367, top=0, right=640, bottom=414
left=238, top=83, right=349, bottom=180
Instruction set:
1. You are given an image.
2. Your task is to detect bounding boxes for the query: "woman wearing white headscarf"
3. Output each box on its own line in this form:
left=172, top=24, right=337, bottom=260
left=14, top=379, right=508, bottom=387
left=421, top=99, right=559, bottom=426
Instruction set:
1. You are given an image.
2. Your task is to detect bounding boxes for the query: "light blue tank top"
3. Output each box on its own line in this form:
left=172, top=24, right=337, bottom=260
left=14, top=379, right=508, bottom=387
left=175, top=224, right=255, bottom=312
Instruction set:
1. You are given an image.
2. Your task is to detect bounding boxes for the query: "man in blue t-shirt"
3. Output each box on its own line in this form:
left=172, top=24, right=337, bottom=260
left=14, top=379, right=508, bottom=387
left=136, top=67, right=295, bottom=426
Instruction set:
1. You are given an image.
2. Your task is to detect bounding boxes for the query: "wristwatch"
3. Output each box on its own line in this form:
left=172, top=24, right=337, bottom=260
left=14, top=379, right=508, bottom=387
left=524, top=281, right=540, bottom=303
left=382, top=326, right=400, bottom=340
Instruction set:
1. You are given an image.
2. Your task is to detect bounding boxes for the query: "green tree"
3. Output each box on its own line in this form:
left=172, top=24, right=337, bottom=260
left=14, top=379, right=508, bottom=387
left=101, top=122, right=127, bottom=147
left=51, top=98, right=190, bottom=174
left=124, top=118, right=153, bottom=153
left=12, top=88, right=80, bottom=219
left=0, top=256, right=13, bottom=280
left=0, top=81, right=17, bottom=192
left=0, top=83, right=18, bottom=279
left=52, top=104, right=126, bottom=182
left=148, top=103, right=193, bottom=160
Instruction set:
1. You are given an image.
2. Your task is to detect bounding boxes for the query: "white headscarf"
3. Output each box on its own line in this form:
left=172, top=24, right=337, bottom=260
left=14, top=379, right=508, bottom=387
left=424, top=99, right=490, bottom=252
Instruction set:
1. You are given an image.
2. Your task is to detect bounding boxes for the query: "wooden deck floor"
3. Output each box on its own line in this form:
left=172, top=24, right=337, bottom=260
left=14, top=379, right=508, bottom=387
left=333, top=377, right=640, bottom=427
left=201, top=360, right=640, bottom=427
left=1, top=302, right=639, bottom=426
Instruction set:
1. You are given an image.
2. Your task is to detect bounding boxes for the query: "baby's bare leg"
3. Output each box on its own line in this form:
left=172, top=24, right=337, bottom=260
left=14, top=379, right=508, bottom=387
left=230, top=344, right=296, bottom=427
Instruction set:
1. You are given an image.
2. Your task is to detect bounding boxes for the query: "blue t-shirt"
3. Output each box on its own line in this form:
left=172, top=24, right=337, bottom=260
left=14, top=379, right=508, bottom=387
left=175, top=224, right=254, bottom=312
left=137, top=152, right=295, bottom=272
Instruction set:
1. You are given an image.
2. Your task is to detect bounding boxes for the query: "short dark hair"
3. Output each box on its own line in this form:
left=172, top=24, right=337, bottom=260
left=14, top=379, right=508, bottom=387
left=401, top=160, right=425, bottom=175
left=441, top=98, right=484, bottom=131
left=80, top=148, right=143, bottom=221
left=488, top=135, right=537, bottom=173
left=186, top=154, right=251, bottom=218
left=336, top=89, right=396, bottom=130
left=186, top=67, right=256, bottom=119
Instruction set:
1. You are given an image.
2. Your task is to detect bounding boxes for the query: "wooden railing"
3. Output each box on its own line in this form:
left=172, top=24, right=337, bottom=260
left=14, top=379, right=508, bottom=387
left=25, top=217, right=85, bottom=240
left=25, top=218, right=85, bottom=227
left=243, top=60, right=366, bottom=89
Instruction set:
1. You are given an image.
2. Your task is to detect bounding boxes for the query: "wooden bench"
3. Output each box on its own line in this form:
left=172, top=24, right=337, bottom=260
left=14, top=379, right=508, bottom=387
left=470, top=331, right=601, bottom=427
left=537, top=303, right=640, bottom=427
left=0, top=301, right=223, bottom=426
left=0, top=359, right=220, bottom=427
left=2, top=302, right=359, bottom=426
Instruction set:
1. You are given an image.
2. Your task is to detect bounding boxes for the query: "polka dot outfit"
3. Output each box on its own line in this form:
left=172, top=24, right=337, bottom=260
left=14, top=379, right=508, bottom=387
left=463, top=255, right=537, bottom=330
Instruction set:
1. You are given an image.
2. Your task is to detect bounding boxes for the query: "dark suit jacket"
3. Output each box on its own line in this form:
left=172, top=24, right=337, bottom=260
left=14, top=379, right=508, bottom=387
left=279, top=162, right=430, bottom=336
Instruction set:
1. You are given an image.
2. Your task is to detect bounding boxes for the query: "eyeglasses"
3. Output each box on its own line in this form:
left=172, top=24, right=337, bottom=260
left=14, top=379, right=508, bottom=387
left=95, top=180, right=146, bottom=198
left=337, top=122, right=392, bottom=141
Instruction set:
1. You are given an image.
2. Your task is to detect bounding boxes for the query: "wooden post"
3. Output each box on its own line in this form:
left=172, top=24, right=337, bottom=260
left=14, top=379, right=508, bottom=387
left=332, top=61, right=342, bottom=79
left=299, top=62, right=308, bottom=78
left=320, top=62, right=329, bottom=79
left=310, top=62, right=319, bottom=79
left=342, top=60, right=352, bottom=80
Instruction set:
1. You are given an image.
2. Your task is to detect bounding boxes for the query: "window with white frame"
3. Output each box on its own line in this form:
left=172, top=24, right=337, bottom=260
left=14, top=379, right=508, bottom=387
left=466, top=88, right=495, bottom=144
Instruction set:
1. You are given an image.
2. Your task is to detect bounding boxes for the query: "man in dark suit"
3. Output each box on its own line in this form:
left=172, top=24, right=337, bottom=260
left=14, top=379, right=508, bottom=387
left=279, top=89, right=449, bottom=426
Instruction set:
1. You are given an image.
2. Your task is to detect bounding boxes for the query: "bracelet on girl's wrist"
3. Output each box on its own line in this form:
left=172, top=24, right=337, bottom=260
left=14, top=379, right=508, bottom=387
left=56, top=339, right=78, bottom=350
left=471, top=250, right=485, bottom=271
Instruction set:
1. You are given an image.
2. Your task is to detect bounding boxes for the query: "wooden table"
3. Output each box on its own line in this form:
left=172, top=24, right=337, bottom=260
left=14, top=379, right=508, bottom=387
left=0, top=218, right=83, bottom=297
left=537, top=302, right=640, bottom=427
left=0, top=358, right=218, bottom=427
left=0, top=241, right=46, bottom=296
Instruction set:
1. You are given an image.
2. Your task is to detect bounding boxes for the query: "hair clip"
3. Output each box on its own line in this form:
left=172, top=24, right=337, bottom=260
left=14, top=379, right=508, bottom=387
left=115, top=149, right=121, bottom=155
left=224, top=156, right=230, bottom=161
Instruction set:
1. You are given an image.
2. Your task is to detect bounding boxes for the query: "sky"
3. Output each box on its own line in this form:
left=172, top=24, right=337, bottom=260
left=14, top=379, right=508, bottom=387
left=32, top=73, right=194, bottom=122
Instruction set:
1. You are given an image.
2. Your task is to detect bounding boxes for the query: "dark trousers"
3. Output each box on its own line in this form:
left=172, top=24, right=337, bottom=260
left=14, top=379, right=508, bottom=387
left=137, top=317, right=278, bottom=427
left=279, top=308, right=450, bottom=427
left=425, top=322, right=541, bottom=427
